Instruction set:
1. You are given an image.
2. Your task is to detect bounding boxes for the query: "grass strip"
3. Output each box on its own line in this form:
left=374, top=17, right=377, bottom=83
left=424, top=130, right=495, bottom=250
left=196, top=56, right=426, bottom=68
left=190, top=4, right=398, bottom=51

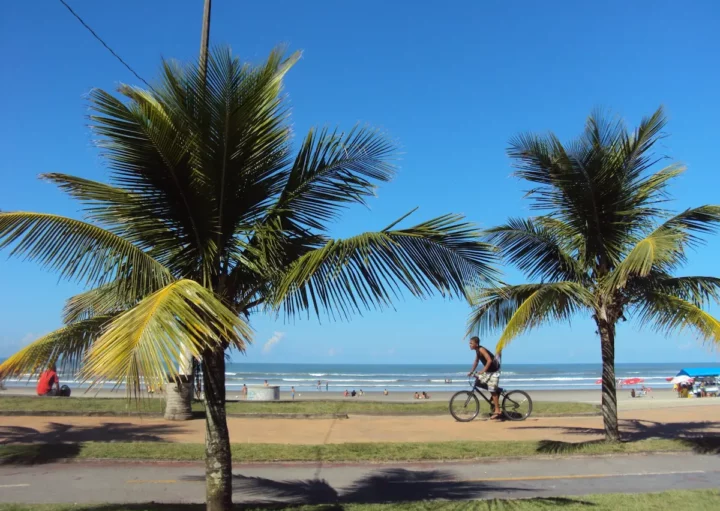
left=0, top=489, right=718, bottom=510
left=0, top=396, right=598, bottom=416
left=1, top=437, right=716, bottom=465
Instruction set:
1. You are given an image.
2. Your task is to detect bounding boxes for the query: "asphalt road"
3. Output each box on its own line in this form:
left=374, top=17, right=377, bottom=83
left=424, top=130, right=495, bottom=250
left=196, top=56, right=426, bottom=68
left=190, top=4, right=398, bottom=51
left=1, top=453, right=719, bottom=505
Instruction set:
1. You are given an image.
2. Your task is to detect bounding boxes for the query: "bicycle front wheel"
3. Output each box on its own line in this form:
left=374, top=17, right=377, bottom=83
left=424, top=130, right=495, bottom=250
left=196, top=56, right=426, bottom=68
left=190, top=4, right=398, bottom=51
left=502, top=390, right=533, bottom=421
left=449, top=391, right=480, bottom=422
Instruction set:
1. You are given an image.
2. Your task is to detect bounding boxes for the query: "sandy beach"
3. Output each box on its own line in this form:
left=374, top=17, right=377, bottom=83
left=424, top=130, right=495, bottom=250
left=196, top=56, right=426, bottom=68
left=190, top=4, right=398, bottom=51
left=3, top=386, right=719, bottom=411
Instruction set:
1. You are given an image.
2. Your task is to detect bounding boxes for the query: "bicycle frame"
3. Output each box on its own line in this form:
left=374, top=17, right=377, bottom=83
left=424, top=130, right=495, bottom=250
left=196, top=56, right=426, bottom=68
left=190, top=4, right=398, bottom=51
left=468, top=377, right=503, bottom=406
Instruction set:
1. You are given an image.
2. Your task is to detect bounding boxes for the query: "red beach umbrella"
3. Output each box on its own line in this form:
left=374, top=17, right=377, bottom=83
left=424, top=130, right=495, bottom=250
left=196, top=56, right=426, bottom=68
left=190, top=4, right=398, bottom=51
left=622, top=377, right=644, bottom=385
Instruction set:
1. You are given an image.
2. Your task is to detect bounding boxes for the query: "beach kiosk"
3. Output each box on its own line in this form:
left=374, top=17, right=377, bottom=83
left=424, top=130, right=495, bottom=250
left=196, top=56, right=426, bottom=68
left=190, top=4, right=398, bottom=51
left=676, top=368, right=720, bottom=397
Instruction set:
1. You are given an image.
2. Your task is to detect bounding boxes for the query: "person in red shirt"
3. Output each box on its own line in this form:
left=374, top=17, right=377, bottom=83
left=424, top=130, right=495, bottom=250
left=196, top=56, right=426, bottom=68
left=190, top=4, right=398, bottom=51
left=36, top=364, right=60, bottom=396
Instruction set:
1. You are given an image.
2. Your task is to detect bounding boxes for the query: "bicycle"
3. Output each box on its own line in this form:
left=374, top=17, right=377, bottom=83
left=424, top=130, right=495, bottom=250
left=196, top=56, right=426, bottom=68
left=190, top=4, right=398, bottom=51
left=449, top=377, right=533, bottom=422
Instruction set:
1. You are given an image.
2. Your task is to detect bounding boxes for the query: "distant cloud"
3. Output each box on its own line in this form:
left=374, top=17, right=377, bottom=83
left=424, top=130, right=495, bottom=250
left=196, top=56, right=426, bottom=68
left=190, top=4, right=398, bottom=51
left=262, top=332, right=285, bottom=354
left=328, top=347, right=342, bottom=357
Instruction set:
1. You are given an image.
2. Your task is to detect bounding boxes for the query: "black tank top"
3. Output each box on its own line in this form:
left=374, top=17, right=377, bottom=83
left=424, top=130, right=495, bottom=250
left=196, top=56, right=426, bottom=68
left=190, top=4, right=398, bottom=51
left=478, top=346, right=500, bottom=372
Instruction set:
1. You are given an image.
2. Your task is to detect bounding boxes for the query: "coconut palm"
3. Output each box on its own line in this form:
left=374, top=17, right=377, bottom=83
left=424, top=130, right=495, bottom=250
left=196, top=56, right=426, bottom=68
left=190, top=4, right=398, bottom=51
left=467, top=107, right=720, bottom=442
left=0, top=47, right=496, bottom=510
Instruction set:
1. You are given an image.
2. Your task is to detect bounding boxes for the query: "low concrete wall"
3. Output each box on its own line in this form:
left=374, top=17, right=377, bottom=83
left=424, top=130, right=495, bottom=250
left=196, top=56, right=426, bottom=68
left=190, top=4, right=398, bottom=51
left=246, top=385, right=280, bottom=401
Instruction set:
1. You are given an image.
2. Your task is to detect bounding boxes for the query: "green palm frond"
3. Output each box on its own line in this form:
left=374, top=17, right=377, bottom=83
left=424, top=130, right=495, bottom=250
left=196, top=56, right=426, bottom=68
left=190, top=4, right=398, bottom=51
left=41, top=173, right=179, bottom=261
left=603, top=206, right=720, bottom=294
left=467, top=282, right=594, bottom=352
left=633, top=292, right=720, bottom=345
left=0, top=212, right=173, bottom=293
left=0, top=316, right=114, bottom=381
left=63, top=281, right=142, bottom=324
left=274, top=214, right=498, bottom=320
left=485, top=217, right=584, bottom=282
left=81, top=280, right=252, bottom=395
left=627, top=274, right=720, bottom=308
left=269, top=125, right=396, bottom=232
left=508, top=107, right=673, bottom=269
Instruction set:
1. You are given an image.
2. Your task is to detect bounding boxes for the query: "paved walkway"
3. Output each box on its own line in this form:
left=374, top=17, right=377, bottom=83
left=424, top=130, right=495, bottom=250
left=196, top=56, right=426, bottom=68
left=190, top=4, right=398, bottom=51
left=1, top=453, right=718, bottom=504
left=0, top=405, right=718, bottom=444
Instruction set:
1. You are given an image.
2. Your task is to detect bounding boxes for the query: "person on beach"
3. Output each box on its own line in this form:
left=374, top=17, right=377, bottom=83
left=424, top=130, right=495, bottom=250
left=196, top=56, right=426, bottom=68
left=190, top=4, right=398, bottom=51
left=344, top=389, right=349, bottom=397
left=383, top=389, right=389, bottom=396
left=242, top=384, right=248, bottom=399
left=264, top=380, right=269, bottom=387
left=325, top=381, right=329, bottom=392
left=467, top=336, right=502, bottom=420
left=36, top=363, right=60, bottom=396
left=291, top=386, right=295, bottom=400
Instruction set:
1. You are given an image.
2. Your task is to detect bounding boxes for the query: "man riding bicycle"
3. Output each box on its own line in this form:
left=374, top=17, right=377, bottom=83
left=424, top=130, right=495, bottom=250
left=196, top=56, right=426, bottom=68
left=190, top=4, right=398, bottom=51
left=467, top=336, right=502, bottom=420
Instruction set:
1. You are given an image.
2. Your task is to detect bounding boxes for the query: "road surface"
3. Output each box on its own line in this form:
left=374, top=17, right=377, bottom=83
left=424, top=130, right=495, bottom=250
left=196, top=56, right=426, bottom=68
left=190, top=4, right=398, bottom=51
left=1, top=453, right=718, bottom=505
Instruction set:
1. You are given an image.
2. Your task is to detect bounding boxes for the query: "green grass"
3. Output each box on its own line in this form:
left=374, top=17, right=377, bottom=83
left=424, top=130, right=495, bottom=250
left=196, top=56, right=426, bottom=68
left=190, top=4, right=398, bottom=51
left=0, top=490, right=718, bottom=510
left=1, top=437, right=716, bottom=465
left=0, top=396, right=598, bottom=416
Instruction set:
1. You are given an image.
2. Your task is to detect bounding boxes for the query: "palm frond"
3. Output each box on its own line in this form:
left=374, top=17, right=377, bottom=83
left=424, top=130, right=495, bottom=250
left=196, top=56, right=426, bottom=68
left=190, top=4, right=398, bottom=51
left=508, top=107, right=675, bottom=270
left=273, top=214, right=498, bottom=320
left=268, top=125, right=396, bottom=232
left=467, top=282, right=593, bottom=352
left=81, top=280, right=252, bottom=395
left=485, top=217, right=584, bottom=282
left=628, top=274, right=720, bottom=309
left=603, top=205, right=720, bottom=294
left=63, top=281, right=142, bottom=324
left=0, top=212, right=173, bottom=293
left=0, top=316, right=114, bottom=381
left=633, top=292, right=720, bottom=345
left=41, top=173, right=179, bottom=262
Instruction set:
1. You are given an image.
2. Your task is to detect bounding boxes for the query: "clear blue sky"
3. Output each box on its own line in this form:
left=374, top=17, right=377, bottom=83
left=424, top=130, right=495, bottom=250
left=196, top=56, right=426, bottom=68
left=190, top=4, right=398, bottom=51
left=1, top=0, right=719, bottom=365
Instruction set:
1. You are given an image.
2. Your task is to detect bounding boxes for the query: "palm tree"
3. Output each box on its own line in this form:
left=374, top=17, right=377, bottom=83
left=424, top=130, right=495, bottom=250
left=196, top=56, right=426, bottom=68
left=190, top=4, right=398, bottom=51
left=0, top=47, right=496, bottom=510
left=467, top=107, right=720, bottom=442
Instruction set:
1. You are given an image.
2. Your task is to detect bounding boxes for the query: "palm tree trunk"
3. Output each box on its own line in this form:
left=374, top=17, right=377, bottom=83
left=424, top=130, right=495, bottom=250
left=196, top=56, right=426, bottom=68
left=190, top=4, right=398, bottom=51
left=597, top=315, right=619, bottom=442
left=203, top=349, right=232, bottom=511
left=164, top=348, right=194, bottom=420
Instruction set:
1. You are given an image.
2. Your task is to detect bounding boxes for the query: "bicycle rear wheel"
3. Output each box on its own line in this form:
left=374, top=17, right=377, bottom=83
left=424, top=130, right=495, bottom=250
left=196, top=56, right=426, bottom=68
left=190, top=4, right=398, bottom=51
left=449, top=391, right=480, bottom=422
left=501, top=390, right=532, bottom=421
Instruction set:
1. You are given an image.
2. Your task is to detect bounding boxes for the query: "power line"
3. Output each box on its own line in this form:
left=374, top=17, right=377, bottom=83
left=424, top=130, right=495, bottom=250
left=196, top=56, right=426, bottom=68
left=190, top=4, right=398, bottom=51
left=58, top=0, right=153, bottom=89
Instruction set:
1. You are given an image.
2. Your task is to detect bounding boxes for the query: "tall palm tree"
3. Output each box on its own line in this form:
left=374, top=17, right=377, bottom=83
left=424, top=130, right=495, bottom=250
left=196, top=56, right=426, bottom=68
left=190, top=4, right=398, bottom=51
left=0, top=47, right=496, bottom=510
left=467, top=107, right=720, bottom=442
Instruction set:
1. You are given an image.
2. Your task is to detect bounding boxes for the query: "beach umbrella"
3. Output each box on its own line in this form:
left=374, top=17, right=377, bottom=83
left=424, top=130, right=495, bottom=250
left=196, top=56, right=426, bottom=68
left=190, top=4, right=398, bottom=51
left=622, top=377, right=644, bottom=385
left=671, top=375, right=694, bottom=385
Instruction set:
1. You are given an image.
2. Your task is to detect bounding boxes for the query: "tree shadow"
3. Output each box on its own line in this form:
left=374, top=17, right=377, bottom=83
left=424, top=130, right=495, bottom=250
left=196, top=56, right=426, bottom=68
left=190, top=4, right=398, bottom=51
left=182, top=468, right=595, bottom=507
left=512, top=418, right=720, bottom=455
left=22, top=497, right=596, bottom=511
left=0, top=421, right=185, bottom=465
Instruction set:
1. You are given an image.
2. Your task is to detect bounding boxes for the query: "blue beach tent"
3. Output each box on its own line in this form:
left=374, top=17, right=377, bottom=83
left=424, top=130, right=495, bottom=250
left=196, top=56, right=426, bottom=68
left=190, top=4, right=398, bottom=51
left=676, top=368, right=720, bottom=377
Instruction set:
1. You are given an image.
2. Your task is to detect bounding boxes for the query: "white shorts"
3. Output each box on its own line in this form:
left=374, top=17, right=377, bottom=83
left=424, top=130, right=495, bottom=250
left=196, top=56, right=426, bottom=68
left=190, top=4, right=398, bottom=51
left=475, top=372, right=501, bottom=393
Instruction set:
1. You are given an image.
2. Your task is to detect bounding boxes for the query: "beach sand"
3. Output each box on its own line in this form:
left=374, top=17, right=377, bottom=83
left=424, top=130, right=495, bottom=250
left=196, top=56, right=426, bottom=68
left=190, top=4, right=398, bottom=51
left=3, top=386, right=718, bottom=410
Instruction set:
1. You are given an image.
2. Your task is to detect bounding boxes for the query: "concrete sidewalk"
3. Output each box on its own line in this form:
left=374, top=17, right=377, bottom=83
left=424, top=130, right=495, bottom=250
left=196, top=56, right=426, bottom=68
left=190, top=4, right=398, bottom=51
left=0, top=453, right=719, bottom=504
left=0, top=405, right=718, bottom=444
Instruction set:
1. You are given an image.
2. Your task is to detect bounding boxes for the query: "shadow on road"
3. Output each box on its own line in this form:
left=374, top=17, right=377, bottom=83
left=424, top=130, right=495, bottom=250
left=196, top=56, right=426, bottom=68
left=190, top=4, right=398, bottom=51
left=0, top=422, right=184, bottom=465
left=17, top=497, right=596, bottom=511
left=182, top=467, right=594, bottom=507
left=511, top=418, right=720, bottom=455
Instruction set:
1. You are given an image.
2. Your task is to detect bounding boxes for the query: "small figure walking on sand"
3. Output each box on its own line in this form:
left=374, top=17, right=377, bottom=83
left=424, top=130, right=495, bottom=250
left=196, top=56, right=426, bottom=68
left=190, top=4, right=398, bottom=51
left=317, top=380, right=322, bottom=391
left=325, top=381, right=329, bottom=392
left=241, top=384, right=248, bottom=399
left=291, top=386, right=295, bottom=400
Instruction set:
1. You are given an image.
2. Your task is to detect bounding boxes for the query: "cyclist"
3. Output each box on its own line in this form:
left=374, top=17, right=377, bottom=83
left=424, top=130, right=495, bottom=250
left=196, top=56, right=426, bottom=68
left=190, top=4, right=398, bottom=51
left=467, top=336, right=502, bottom=420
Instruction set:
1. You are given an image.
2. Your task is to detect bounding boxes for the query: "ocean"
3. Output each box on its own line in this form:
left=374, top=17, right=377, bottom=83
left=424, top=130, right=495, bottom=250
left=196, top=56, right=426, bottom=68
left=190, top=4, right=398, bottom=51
left=5, top=362, right=718, bottom=392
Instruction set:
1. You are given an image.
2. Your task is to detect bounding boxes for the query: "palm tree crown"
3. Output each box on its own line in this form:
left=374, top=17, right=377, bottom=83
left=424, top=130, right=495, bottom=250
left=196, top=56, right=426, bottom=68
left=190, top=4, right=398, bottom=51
left=0, top=46, right=497, bottom=395
left=468, top=107, right=720, bottom=440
